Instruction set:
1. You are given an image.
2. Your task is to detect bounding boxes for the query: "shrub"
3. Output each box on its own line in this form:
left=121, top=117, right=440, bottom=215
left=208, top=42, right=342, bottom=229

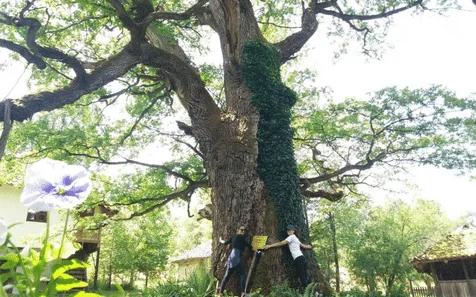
left=339, top=289, right=384, bottom=297
left=145, top=282, right=191, bottom=297
left=267, top=282, right=301, bottom=297
left=185, top=265, right=214, bottom=297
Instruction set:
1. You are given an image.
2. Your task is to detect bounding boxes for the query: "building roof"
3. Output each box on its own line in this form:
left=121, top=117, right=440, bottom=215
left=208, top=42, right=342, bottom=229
left=412, top=225, right=476, bottom=272
left=170, top=240, right=212, bottom=264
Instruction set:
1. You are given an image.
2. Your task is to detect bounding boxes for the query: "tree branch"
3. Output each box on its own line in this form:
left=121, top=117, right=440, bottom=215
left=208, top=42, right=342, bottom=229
left=140, top=42, right=221, bottom=156
left=300, top=151, right=386, bottom=186
left=141, top=0, right=209, bottom=26
left=0, top=43, right=142, bottom=123
left=275, top=0, right=423, bottom=62
left=275, top=5, right=321, bottom=63
left=318, top=0, right=423, bottom=22
left=300, top=188, right=344, bottom=202
left=105, top=0, right=140, bottom=36
left=111, top=180, right=208, bottom=221
left=118, top=87, right=165, bottom=146
left=0, top=39, right=47, bottom=69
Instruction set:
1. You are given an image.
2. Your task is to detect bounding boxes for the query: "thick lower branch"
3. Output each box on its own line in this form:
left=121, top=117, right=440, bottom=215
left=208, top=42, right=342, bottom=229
left=300, top=189, right=344, bottom=201
left=0, top=44, right=142, bottom=123
left=141, top=42, right=221, bottom=155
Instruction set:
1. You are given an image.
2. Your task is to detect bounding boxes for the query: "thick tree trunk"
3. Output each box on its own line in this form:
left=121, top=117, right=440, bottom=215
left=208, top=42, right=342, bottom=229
left=203, top=88, right=325, bottom=294
left=198, top=1, right=327, bottom=294
left=206, top=127, right=327, bottom=295
left=208, top=139, right=285, bottom=294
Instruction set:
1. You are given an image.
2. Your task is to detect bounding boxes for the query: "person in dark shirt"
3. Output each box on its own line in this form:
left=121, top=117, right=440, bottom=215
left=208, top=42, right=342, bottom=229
left=218, top=225, right=253, bottom=297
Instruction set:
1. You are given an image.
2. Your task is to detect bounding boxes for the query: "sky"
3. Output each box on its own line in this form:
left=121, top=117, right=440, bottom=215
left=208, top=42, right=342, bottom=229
left=1, top=1, right=476, bottom=220
left=306, top=1, right=476, bottom=220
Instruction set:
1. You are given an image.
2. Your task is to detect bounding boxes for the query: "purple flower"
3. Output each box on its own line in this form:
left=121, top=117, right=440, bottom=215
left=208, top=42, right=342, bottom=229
left=20, top=158, right=92, bottom=212
left=0, top=218, right=6, bottom=245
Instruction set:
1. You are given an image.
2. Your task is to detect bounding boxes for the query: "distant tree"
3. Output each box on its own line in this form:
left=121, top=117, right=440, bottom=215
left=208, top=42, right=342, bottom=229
left=311, top=197, right=458, bottom=295
left=99, top=211, right=171, bottom=289
left=169, top=201, right=212, bottom=258
left=310, top=196, right=369, bottom=290
left=344, top=199, right=454, bottom=295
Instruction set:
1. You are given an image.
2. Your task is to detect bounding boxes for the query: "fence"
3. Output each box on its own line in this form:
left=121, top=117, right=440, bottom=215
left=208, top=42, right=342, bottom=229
left=410, top=286, right=436, bottom=297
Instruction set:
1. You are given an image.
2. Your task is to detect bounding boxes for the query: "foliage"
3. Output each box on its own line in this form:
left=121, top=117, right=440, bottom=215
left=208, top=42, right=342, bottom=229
left=295, top=86, right=476, bottom=196
left=311, top=197, right=456, bottom=294
left=1, top=0, right=474, bottom=291
left=0, top=242, right=97, bottom=297
left=145, top=283, right=192, bottom=297
left=97, top=212, right=172, bottom=288
left=0, top=158, right=100, bottom=297
left=338, top=289, right=384, bottom=297
left=267, top=282, right=301, bottom=297
left=141, top=265, right=214, bottom=297
left=183, top=265, right=214, bottom=297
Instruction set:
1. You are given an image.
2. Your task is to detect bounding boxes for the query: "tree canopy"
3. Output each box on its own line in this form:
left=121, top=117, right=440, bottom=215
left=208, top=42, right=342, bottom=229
left=1, top=0, right=474, bottom=209
left=1, top=0, right=475, bottom=292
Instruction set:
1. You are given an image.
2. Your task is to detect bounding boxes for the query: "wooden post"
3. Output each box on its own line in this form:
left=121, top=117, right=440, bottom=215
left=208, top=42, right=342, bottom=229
left=409, top=279, right=415, bottom=297
left=93, top=247, right=100, bottom=290
left=244, top=251, right=263, bottom=296
left=431, top=263, right=442, bottom=297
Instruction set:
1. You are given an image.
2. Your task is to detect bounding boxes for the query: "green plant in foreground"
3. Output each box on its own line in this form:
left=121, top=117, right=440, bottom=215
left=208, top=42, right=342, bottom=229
left=0, top=158, right=102, bottom=297
left=185, top=265, right=214, bottom=297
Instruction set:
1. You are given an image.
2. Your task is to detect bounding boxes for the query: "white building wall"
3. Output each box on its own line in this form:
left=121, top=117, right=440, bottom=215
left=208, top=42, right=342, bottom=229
left=0, top=185, right=64, bottom=248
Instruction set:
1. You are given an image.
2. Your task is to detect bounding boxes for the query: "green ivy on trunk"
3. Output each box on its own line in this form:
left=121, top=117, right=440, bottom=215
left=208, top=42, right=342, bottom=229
left=242, top=40, right=308, bottom=286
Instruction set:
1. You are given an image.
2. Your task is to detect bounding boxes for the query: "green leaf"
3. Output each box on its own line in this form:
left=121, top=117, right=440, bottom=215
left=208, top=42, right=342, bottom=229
left=0, top=271, right=13, bottom=283
left=0, top=254, right=20, bottom=269
left=0, top=284, right=8, bottom=297
left=55, top=275, right=88, bottom=291
left=52, top=259, right=89, bottom=279
left=114, top=283, right=126, bottom=294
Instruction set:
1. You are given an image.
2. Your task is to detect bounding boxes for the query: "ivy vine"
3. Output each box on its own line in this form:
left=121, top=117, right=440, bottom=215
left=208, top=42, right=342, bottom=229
left=242, top=39, right=308, bottom=285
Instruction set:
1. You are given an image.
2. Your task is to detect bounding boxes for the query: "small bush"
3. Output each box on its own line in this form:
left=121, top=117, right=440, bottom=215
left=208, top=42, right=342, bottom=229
left=145, top=282, right=191, bottom=297
left=144, top=266, right=214, bottom=297
left=185, top=265, right=215, bottom=297
left=386, top=285, right=410, bottom=297
left=339, top=289, right=384, bottom=297
left=267, top=282, right=301, bottom=297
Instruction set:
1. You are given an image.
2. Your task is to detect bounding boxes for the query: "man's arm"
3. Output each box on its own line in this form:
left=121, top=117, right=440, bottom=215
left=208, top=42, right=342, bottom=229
left=300, top=243, right=312, bottom=250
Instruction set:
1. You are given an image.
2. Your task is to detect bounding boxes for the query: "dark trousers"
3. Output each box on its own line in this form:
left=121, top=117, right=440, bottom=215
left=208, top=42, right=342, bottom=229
left=220, top=262, right=247, bottom=293
left=294, top=255, right=308, bottom=289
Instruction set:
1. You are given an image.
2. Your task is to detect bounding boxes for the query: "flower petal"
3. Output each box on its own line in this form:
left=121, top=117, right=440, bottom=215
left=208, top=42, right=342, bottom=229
left=20, top=158, right=93, bottom=211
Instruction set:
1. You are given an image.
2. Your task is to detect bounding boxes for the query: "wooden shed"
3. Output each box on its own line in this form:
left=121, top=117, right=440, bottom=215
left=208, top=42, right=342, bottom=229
left=170, top=240, right=212, bottom=278
left=411, top=225, right=476, bottom=297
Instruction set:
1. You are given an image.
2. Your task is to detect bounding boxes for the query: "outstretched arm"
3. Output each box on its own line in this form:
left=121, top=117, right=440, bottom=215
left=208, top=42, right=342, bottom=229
left=264, top=240, right=288, bottom=250
left=300, top=243, right=312, bottom=250
left=219, top=237, right=231, bottom=245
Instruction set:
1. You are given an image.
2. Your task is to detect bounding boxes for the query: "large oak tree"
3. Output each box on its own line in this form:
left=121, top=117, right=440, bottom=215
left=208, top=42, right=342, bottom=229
left=1, top=0, right=475, bottom=294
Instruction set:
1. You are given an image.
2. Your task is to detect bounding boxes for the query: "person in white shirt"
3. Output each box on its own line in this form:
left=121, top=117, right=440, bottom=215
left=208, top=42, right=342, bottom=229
left=263, top=224, right=312, bottom=290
